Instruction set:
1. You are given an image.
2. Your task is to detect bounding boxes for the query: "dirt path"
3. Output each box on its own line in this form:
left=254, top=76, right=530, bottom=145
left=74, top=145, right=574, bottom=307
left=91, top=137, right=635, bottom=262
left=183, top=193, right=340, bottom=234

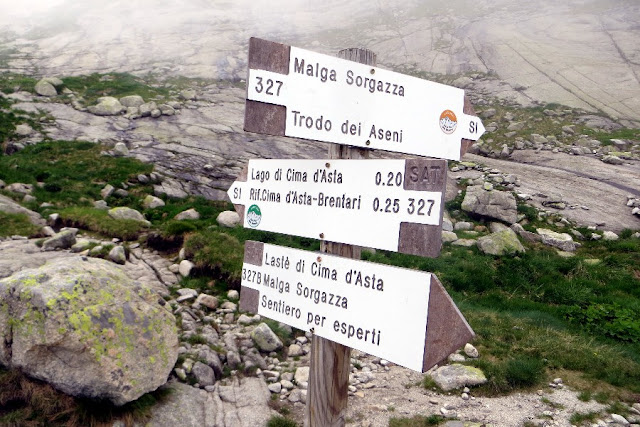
left=464, top=152, right=640, bottom=232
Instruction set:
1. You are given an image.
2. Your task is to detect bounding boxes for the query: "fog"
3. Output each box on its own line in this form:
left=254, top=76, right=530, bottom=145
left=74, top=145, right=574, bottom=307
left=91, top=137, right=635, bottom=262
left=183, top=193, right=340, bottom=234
left=0, top=0, right=639, bottom=123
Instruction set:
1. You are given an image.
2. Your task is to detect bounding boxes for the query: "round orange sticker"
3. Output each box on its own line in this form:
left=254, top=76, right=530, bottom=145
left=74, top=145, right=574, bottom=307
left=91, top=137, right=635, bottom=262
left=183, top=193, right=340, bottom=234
left=439, top=110, right=457, bottom=135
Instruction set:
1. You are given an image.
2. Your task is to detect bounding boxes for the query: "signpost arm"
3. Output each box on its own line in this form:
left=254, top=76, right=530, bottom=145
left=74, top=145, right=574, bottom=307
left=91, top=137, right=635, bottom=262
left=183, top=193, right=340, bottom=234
left=304, top=48, right=375, bottom=427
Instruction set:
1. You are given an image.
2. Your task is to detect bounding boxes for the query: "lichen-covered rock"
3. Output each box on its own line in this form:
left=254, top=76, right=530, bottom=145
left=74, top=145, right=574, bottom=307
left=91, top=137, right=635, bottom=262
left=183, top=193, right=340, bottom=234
left=430, top=364, right=487, bottom=391
left=476, top=229, right=525, bottom=256
left=251, top=322, right=283, bottom=352
left=108, top=207, right=150, bottom=226
left=0, top=257, right=178, bottom=405
left=461, top=185, right=518, bottom=224
left=108, top=245, right=127, bottom=264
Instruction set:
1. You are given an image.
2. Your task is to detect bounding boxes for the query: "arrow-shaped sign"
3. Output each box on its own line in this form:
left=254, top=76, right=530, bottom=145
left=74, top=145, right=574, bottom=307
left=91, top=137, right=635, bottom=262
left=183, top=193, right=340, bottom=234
left=239, top=241, right=475, bottom=372
left=228, top=158, right=447, bottom=258
left=244, top=37, right=485, bottom=161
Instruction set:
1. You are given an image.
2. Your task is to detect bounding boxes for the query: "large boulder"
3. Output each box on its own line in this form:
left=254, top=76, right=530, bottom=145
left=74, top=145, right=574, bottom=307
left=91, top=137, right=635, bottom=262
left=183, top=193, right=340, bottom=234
left=87, top=96, right=125, bottom=116
left=0, top=257, right=178, bottom=405
left=34, top=79, right=58, bottom=97
left=0, top=194, right=46, bottom=226
left=476, top=229, right=525, bottom=255
left=461, top=185, right=518, bottom=224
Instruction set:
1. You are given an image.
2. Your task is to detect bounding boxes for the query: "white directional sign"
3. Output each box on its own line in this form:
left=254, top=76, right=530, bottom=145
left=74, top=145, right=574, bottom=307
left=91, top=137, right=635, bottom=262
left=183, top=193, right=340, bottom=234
left=228, top=158, right=447, bottom=257
left=240, top=241, right=475, bottom=372
left=245, top=38, right=485, bottom=161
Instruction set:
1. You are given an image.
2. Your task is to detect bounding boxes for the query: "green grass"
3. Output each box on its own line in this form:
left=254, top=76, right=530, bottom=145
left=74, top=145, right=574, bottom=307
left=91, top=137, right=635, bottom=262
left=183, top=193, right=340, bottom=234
left=266, top=415, right=298, bottom=427
left=62, top=73, right=172, bottom=106
left=0, top=140, right=152, bottom=207
left=59, top=207, right=148, bottom=240
left=389, top=414, right=445, bottom=426
left=0, top=212, right=41, bottom=237
left=569, top=411, right=600, bottom=426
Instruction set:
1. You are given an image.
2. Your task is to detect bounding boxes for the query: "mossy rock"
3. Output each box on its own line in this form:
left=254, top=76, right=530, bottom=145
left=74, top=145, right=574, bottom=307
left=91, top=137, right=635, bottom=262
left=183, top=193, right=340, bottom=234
left=0, top=257, right=178, bottom=405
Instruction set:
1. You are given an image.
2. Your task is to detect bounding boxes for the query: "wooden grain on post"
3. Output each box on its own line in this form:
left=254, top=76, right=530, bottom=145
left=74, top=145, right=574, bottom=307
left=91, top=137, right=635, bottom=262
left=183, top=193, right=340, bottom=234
left=304, top=47, right=375, bottom=427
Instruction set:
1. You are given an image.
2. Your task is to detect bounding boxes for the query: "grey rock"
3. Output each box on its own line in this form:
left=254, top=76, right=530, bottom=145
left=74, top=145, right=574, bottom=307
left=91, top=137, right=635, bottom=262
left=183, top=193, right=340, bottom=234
left=0, top=258, right=178, bottom=405
left=35, top=79, right=58, bottom=96
left=227, top=290, right=240, bottom=300
left=139, top=101, right=157, bottom=117
left=268, top=383, right=282, bottom=393
left=288, top=343, right=303, bottom=357
left=88, top=97, right=125, bottom=116
left=602, top=230, right=619, bottom=241
left=151, top=108, right=162, bottom=118
left=178, top=260, right=195, bottom=277
left=108, top=245, right=127, bottom=264
left=71, top=239, right=93, bottom=253
left=0, top=194, right=45, bottom=226
left=191, top=361, right=215, bottom=387
left=113, top=189, right=129, bottom=197
left=464, top=343, right=479, bottom=358
left=41, top=226, right=56, bottom=237
left=194, top=293, right=218, bottom=310
left=226, top=351, right=241, bottom=369
left=476, top=229, right=525, bottom=256
left=94, top=200, right=109, bottom=210
left=602, top=155, right=624, bottom=165
left=101, top=184, right=115, bottom=199
left=461, top=185, right=518, bottom=224
left=42, top=228, right=78, bottom=251
left=5, top=182, right=33, bottom=195
left=442, top=231, right=458, bottom=243
left=108, top=207, right=150, bottom=226
left=143, top=195, right=166, bottom=209
left=611, top=414, right=629, bottom=425
left=112, top=142, right=129, bottom=157
left=242, top=348, right=268, bottom=370
left=175, top=208, right=200, bottom=220
left=216, top=211, right=240, bottom=227
left=507, top=121, right=525, bottom=131
left=295, top=366, right=310, bottom=384
left=453, top=221, right=473, bottom=231
left=452, top=238, right=476, bottom=247
left=179, top=89, right=197, bottom=101
left=137, top=174, right=150, bottom=184
left=159, top=104, right=175, bottom=116
left=430, top=364, right=488, bottom=391
left=15, top=123, right=34, bottom=136
left=119, top=95, right=145, bottom=108
left=251, top=322, right=283, bottom=352
left=536, top=228, right=576, bottom=252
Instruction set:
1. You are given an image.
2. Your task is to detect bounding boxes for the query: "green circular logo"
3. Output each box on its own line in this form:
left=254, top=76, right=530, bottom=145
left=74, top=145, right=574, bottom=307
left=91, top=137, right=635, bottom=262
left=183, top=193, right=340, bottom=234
left=247, top=204, right=262, bottom=228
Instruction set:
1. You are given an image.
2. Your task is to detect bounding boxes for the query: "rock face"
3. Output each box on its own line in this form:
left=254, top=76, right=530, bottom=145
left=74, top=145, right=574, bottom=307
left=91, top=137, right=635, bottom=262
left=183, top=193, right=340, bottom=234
left=430, top=364, right=488, bottom=391
left=0, top=257, right=179, bottom=405
left=476, top=229, right=525, bottom=255
left=461, top=185, right=518, bottom=224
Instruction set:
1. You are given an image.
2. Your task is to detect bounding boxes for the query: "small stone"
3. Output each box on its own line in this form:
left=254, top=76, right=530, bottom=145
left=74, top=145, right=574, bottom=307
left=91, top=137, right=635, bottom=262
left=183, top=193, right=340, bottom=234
left=217, top=211, right=240, bottom=227
left=295, top=367, right=310, bottom=384
left=288, top=344, right=303, bottom=357
left=221, top=301, right=237, bottom=311
left=174, top=368, right=187, bottom=381
left=251, top=323, right=283, bottom=352
left=108, top=246, right=127, bottom=265
left=175, top=208, right=200, bottom=221
left=454, top=222, right=473, bottom=231
left=461, top=392, right=469, bottom=400
left=237, top=314, right=254, bottom=325
left=553, top=377, right=563, bottom=385
left=227, top=290, right=239, bottom=300
left=142, top=195, right=165, bottom=209
left=191, top=362, right=215, bottom=387
left=464, top=343, right=479, bottom=358
left=179, top=260, right=195, bottom=277
left=112, top=142, right=129, bottom=157
left=602, top=231, right=619, bottom=241
left=268, top=383, right=282, bottom=393
left=195, top=293, right=218, bottom=310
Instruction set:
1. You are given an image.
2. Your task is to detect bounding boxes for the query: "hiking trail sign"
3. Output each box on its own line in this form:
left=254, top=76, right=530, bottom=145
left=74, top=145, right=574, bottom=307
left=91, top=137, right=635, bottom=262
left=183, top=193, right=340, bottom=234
left=227, top=158, right=447, bottom=257
left=239, top=241, right=475, bottom=373
left=244, top=37, right=485, bottom=161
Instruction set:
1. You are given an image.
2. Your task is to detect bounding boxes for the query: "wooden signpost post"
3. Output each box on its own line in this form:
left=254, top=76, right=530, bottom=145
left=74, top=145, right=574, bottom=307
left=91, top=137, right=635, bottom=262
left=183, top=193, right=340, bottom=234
left=237, top=37, right=483, bottom=426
